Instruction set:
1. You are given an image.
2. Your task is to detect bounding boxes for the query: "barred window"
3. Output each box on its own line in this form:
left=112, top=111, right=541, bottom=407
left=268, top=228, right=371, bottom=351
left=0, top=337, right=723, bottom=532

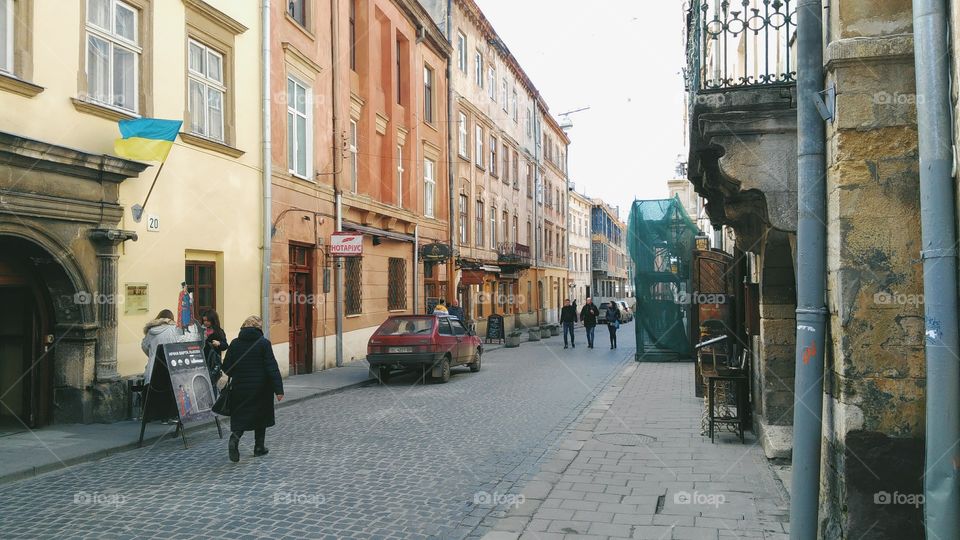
left=345, top=257, right=362, bottom=315
left=388, top=257, right=406, bottom=310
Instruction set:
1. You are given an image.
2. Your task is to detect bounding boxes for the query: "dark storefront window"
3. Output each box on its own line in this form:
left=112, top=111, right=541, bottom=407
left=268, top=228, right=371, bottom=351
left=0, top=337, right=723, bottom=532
left=185, top=261, right=216, bottom=319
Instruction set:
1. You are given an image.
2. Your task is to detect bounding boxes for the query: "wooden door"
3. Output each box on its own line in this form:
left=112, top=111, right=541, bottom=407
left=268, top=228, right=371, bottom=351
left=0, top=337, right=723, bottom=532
left=289, top=245, right=314, bottom=374
left=0, top=287, right=48, bottom=429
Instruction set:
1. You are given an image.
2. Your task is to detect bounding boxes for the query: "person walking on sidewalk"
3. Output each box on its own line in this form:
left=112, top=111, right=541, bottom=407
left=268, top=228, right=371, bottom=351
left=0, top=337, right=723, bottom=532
left=222, top=316, right=284, bottom=462
left=201, top=310, right=228, bottom=397
left=606, top=302, right=622, bottom=349
left=448, top=299, right=465, bottom=322
left=579, top=298, right=600, bottom=349
left=560, top=299, right=578, bottom=349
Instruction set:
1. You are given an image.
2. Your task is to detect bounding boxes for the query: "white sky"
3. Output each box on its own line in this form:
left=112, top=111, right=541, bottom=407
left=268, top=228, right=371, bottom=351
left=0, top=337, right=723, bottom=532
left=476, top=0, right=688, bottom=221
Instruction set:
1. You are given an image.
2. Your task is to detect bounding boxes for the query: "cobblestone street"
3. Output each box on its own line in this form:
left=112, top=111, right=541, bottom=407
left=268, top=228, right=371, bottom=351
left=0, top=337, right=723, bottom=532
left=0, top=329, right=634, bottom=539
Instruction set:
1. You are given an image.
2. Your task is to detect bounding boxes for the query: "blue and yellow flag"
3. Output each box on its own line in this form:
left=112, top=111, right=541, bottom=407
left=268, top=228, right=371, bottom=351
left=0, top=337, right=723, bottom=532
left=114, top=118, right=182, bottom=162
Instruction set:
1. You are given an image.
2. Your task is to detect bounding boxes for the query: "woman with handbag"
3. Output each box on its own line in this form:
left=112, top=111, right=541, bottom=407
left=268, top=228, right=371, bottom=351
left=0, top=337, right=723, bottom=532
left=221, top=315, right=284, bottom=462
left=606, top=303, right=622, bottom=350
left=201, top=310, right=228, bottom=397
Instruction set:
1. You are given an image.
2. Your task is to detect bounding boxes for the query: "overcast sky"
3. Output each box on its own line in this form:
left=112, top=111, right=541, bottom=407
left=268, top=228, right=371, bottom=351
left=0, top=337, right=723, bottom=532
left=476, top=0, right=688, bottom=221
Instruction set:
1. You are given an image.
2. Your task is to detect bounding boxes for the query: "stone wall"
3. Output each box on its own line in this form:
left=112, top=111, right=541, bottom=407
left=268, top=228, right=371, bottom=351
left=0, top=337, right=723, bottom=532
left=821, top=2, right=924, bottom=535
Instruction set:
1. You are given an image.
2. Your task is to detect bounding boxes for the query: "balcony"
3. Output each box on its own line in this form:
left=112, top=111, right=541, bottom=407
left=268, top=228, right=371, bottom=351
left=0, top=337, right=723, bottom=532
left=592, top=258, right=609, bottom=273
left=685, top=0, right=798, bottom=252
left=497, top=242, right=531, bottom=268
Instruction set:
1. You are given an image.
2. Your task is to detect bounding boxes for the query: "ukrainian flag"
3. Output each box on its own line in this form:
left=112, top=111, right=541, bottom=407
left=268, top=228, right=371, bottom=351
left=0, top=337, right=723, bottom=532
left=114, top=118, right=182, bottom=162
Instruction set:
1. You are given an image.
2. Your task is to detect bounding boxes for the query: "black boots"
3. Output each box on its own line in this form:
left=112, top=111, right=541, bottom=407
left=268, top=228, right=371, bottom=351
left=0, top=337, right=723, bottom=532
left=253, top=429, right=268, bottom=457
left=228, top=433, right=240, bottom=462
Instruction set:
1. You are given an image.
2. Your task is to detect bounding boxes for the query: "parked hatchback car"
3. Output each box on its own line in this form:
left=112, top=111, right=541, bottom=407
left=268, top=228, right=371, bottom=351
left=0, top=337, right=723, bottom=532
left=366, top=315, right=482, bottom=384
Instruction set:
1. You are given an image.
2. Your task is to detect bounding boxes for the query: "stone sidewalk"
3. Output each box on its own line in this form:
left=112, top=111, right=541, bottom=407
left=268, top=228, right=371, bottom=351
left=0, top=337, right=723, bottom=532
left=484, top=362, right=790, bottom=540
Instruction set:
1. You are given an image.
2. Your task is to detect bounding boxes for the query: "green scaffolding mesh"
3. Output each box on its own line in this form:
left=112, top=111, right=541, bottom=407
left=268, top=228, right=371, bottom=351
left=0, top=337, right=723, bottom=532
left=627, top=196, right=699, bottom=358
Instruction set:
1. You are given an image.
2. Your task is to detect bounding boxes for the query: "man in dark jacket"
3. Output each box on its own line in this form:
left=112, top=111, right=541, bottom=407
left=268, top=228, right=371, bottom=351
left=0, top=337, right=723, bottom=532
left=222, top=315, right=284, bottom=462
left=560, top=299, right=578, bottom=349
left=579, top=298, right=600, bottom=349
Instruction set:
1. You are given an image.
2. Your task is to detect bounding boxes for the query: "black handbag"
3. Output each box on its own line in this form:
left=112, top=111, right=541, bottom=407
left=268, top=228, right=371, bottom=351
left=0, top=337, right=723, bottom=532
left=212, top=378, right=232, bottom=416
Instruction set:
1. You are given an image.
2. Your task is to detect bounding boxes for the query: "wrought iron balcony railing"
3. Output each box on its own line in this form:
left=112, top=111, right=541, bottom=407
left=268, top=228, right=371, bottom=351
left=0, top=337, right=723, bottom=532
left=497, top=242, right=531, bottom=266
left=689, top=0, right=797, bottom=91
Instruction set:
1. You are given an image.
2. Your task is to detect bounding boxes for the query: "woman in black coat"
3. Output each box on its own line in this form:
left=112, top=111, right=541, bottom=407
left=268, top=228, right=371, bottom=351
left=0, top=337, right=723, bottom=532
left=201, top=310, right=228, bottom=395
left=222, top=315, right=284, bottom=462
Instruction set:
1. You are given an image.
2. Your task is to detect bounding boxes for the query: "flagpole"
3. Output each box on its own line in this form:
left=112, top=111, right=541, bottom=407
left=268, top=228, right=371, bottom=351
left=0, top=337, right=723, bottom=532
left=131, top=160, right=166, bottom=223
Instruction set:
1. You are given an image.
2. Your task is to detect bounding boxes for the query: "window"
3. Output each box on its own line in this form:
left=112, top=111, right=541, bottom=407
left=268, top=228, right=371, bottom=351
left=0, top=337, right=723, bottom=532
left=424, top=158, right=436, bottom=217
left=0, top=0, right=11, bottom=74
left=512, top=88, right=518, bottom=122
left=475, top=125, right=483, bottom=167
left=475, top=50, right=483, bottom=87
left=459, top=194, right=468, bottom=244
left=184, top=261, right=216, bottom=317
left=85, top=0, right=140, bottom=112
left=457, top=31, right=467, bottom=73
left=501, top=142, right=508, bottom=183
left=458, top=112, right=468, bottom=157
left=487, top=66, right=495, bottom=100
left=388, top=257, right=407, bottom=310
left=526, top=161, right=533, bottom=197
left=490, top=205, right=497, bottom=249
left=489, top=135, right=497, bottom=176
left=187, top=40, right=225, bottom=142
left=396, top=38, right=402, bottom=104
left=396, top=144, right=404, bottom=207
left=423, top=65, right=433, bottom=123
left=437, top=317, right=453, bottom=336
left=527, top=107, right=533, bottom=137
left=501, top=78, right=508, bottom=112
left=349, top=0, right=356, bottom=70
left=476, top=199, right=484, bottom=247
left=512, top=150, right=519, bottom=186
left=345, top=257, right=362, bottom=315
left=349, top=119, right=358, bottom=191
left=287, top=76, right=312, bottom=178
left=288, top=0, right=306, bottom=26
left=451, top=319, right=467, bottom=336
left=502, top=211, right=508, bottom=246
left=527, top=219, right=532, bottom=247
left=512, top=216, right=518, bottom=243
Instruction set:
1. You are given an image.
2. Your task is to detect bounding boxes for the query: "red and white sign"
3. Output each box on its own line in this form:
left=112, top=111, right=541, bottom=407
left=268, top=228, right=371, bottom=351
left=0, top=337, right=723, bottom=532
left=330, top=232, right=363, bottom=256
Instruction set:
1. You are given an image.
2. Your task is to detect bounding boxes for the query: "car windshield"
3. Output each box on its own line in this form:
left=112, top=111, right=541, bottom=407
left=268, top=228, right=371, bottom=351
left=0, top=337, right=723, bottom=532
left=375, top=318, right=434, bottom=336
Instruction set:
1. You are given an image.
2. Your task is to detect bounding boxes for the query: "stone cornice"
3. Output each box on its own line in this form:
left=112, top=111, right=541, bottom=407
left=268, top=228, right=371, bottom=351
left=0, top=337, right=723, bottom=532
left=181, top=0, right=248, bottom=34
left=0, top=131, right=149, bottom=183
left=0, top=189, right=124, bottom=224
left=825, top=33, right=914, bottom=70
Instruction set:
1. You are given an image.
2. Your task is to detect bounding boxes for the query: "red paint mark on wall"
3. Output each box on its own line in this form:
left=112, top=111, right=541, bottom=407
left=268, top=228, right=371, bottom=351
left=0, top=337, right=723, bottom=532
left=802, top=340, right=817, bottom=365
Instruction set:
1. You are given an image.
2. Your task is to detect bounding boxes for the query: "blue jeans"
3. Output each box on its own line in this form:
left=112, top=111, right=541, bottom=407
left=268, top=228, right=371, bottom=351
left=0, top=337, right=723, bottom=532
left=585, top=325, right=596, bottom=347
left=563, top=322, right=575, bottom=346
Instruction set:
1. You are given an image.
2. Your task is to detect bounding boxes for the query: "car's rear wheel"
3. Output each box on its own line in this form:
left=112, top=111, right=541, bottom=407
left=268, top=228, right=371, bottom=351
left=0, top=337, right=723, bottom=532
left=436, top=356, right=451, bottom=383
left=469, top=348, right=482, bottom=372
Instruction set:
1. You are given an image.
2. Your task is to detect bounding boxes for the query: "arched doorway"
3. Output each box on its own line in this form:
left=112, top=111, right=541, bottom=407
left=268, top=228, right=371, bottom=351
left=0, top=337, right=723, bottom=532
left=0, top=237, right=56, bottom=431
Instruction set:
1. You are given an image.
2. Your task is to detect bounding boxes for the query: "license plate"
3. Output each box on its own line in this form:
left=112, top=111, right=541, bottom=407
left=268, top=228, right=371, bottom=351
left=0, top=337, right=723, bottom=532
left=388, top=347, right=413, bottom=353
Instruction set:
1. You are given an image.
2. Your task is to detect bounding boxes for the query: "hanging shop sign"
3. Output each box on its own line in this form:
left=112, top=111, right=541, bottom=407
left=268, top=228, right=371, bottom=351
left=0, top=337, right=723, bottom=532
left=330, top=232, right=363, bottom=256
left=419, top=242, right=452, bottom=263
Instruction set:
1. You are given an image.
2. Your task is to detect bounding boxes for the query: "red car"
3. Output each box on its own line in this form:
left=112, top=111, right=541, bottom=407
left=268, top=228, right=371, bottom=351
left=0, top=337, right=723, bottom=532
left=366, top=315, right=482, bottom=383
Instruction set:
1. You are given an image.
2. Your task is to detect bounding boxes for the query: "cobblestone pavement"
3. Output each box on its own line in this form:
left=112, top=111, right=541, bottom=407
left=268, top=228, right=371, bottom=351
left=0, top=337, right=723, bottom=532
left=484, top=362, right=791, bottom=540
left=0, top=328, right=633, bottom=539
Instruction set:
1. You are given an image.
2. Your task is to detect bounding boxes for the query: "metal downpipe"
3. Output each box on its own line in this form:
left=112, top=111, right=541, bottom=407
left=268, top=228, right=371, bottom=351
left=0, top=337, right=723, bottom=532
left=789, top=1, right=828, bottom=539
left=331, top=0, right=344, bottom=368
left=261, top=0, right=272, bottom=338
left=913, top=0, right=960, bottom=535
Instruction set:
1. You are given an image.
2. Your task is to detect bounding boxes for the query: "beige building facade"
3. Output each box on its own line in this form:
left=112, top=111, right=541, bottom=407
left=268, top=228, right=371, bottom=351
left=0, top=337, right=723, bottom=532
left=568, top=190, right=592, bottom=305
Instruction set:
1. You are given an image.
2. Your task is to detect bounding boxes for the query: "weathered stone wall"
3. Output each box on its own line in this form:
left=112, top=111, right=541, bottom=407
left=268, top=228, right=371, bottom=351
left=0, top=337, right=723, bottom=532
left=821, top=1, right=924, bottom=535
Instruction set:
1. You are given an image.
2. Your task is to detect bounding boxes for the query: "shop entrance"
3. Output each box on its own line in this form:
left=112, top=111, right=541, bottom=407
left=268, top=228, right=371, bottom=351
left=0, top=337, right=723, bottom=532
left=288, top=244, right=314, bottom=374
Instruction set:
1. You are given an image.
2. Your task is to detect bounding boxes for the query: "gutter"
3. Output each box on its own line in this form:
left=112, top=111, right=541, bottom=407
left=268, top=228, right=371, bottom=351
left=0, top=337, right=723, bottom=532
left=261, top=0, right=272, bottom=337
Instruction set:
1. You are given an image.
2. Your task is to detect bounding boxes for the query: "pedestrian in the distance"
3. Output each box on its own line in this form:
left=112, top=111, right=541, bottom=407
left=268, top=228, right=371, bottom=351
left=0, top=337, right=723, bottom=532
left=433, top=299, right=448, bottom=315
left=579, top=298, right=600, bottom=349
left=606, top=302, right=622, bottom=349
left=201, top=310, right=228, bottom=396
left=222, top=315, right=284, bottom=462
left=448, top=299, right=465, bottom=322
left=560, top=299, right=578, bottom=349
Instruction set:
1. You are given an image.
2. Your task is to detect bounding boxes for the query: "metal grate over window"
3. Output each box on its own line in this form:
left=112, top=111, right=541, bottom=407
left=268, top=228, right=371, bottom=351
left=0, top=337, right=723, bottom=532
left=388, top=257, right=407, bottom=310
left=345, top=257, right=362, bottom=315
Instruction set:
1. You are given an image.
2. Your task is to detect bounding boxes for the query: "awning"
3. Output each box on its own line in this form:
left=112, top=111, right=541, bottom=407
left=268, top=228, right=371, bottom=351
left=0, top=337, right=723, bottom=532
left=480, top=265, right=501, bottom=273
left=342, top=221, right=415, bottom=243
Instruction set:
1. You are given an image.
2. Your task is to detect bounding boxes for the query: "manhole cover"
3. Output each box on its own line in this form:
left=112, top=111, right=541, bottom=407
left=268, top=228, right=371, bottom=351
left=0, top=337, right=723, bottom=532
left=594, top=432, right=656, bottom=446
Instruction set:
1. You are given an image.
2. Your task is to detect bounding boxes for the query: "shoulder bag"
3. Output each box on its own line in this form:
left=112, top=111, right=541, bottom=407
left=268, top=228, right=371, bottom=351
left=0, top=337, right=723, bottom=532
left=212, top=378, right=232, bottom=416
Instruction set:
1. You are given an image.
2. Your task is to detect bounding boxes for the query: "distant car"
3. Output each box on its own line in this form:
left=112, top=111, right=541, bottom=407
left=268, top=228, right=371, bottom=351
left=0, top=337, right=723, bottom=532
left=597, top=302, right=611, bottom=325
left=366, top=315, right=482, bottom=384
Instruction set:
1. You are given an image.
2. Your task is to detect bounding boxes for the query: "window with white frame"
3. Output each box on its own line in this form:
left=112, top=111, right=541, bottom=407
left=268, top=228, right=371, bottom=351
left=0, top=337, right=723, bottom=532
left=0, top=0, right=12, bottom=74
left=501, top=78, right=507, bottom=112
left=456, top=31, right=467, bottom=73
left=423, top=64, right=434, bottom=123
left=487, top=66, right=495, bottom=100
left=476, top=199, right=484, bottom=246
left=489, top=205, right=497, bottom=249
left=475, top=50, right=483, bottom=87
left=287, top=76, right=312, bottom=178
left=85, top=0, right=140, bottom=112
left=512, top=88, right=518, bottom=122
left=349, top=119, right=358, bottom=191
left=424, top=158, right=436, bottom=217
left=397, top=143, right=404, bottom=207
left=489, top=135, right=497, bottom=176
left=475, top=125, right=483, bottom=168
left=187, top=39, right=225, bottom=142
left=457, top=111, right=468, bottom=158
left=526, top=106, right=533, bottom=137
left=459, top=194, right=468, bottom=244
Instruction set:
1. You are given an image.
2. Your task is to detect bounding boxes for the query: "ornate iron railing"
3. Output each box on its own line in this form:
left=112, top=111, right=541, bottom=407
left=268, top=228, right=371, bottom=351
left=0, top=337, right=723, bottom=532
left=497, top=242, right=531, bottom=266
left=691, top=0, right=797, bottom=91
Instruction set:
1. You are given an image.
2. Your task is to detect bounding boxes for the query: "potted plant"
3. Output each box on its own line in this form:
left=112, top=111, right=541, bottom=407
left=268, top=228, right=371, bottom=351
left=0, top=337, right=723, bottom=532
left=528, top=327, right=541, bottom=341
left=506, top=329, right=524, bottom=348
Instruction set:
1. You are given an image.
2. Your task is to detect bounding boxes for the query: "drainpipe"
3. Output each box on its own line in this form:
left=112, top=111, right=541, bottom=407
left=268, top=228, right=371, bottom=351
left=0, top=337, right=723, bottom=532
left=913, top=0, right=960, bottom=535
left=331, top=0, right=345, bottom=367
left=789, top=1, right=828, bottom=539
left=445, top=0, right=456, bottom=305
left=414, top=225, right=420, bottom=311
left=533, top=106, right=542, bottom=327
left=261, top=0, right=272, bottom=338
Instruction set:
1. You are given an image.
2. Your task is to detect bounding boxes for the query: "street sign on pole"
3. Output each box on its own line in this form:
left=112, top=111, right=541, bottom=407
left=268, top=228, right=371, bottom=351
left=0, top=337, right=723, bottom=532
left=330, top=232, right=363, bottom=256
